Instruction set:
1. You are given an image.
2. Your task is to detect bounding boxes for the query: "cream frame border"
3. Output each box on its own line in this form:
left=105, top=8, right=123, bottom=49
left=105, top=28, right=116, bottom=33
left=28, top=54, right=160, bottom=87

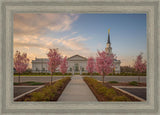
left=0, top=0, right=159, bottom=114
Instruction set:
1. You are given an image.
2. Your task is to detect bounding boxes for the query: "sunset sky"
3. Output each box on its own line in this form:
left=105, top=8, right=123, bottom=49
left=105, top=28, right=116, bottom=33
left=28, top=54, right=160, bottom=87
left=13, top=13, right=146, bottom=67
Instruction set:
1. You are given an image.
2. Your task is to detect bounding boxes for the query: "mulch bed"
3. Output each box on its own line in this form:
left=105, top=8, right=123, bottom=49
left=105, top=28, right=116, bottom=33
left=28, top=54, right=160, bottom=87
left=86, top=82, right=106, bottom=101
left=84, top=80, right=141, bottom=101
left=15, top=78, right=71, bottom=101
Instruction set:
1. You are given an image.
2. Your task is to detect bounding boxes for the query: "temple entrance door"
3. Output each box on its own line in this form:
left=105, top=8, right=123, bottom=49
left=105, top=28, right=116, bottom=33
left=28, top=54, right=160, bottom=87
left=74, top=63, right=79, bottom=75
left=75, top=63, right=79, bottom=71
left=72, top=63, right=82, bottom=75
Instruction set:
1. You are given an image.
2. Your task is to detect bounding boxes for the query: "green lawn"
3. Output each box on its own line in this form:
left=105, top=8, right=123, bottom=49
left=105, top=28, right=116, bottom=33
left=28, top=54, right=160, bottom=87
left=128, top=81, right=138, bottom=86
left=108, top=81, right=119, bottom=83
left=14, top=81, right=45, bottom=85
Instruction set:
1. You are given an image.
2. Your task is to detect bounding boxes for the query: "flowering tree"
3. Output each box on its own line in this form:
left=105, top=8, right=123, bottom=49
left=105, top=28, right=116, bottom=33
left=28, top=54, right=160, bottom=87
left=60, top=56, right=68, bottom=76
left=14, top=51, right=29, bottom=83
left=86, top=57, right=95, bottom=77
left=47, top=49, right=62, bottom=83
left=134, top=53, right=146, bottom=82
left=96, top=51, right=115, bottom=84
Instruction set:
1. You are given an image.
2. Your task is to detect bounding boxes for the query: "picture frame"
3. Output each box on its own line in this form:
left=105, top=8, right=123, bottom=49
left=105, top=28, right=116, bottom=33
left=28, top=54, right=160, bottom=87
left=0, top=0, right=159, bottom=114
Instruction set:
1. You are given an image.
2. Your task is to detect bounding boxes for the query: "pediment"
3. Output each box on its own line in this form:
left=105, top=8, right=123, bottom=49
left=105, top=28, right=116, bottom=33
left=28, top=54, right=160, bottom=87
left=67, top=55, right=87, bottom=61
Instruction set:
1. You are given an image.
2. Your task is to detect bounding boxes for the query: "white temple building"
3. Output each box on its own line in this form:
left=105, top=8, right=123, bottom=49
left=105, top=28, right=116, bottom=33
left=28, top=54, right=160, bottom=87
left=105, top=29, right=121, bottom=73
left=32, top=55, right=88, bottom=75
left=32, top=29, right=121, bottom=74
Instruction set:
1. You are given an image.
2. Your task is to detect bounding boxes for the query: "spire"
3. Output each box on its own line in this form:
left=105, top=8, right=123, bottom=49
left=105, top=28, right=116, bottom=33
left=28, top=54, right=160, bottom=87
left=107, top=29, right=110, bottom=44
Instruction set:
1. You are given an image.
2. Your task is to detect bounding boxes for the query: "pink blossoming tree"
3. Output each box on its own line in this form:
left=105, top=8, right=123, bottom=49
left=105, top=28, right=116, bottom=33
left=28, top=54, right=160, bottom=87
left=14, top=51, right=29, bottom=83
left=134, top=53, right=146, bottom=83
left=60, top=56, right=68, bottom=76
left=96, top=51, right=115, bottom=84
left=47, top=49, right=62, bottom=83
left=86, top=57, right=95, bottom=77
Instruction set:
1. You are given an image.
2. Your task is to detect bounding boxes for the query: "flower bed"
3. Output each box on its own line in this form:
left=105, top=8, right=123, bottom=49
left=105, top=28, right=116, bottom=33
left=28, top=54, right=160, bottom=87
left=83, top=77, right=140, bottom=101
left=15, top=77, right=71, bottom=101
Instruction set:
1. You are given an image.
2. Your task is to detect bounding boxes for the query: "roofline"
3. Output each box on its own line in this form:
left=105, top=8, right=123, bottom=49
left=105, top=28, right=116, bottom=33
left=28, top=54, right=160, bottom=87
left=67, top=54, right=87, bottom=60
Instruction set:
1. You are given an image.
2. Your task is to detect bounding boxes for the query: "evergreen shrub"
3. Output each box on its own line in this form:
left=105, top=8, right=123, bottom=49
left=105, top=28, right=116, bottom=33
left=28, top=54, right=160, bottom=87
left=129, top=81, right=138, bottom=86
left=113, top=96, right=130, bottom=101
left=108, top=81, right=118, bottom=83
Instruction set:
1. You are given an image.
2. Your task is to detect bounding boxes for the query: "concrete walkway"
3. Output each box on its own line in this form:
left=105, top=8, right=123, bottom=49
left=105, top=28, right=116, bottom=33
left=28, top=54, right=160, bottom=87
left=58, top=75, right=97, bottom=101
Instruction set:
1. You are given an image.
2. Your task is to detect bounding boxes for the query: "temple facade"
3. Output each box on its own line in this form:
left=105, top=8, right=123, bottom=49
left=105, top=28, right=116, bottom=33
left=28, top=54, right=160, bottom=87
left=32, top=29, right=121, bottom=74
left=32, top=55, right=88, bottom=74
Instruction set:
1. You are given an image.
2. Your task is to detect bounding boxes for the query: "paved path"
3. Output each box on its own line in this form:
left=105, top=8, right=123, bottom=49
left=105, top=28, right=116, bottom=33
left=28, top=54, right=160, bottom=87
left=58, top=75, right=97, bottom=101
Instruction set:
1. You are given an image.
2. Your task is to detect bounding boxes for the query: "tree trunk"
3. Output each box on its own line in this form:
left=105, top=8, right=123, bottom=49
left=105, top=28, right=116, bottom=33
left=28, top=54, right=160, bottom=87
left=138, top=76, right=140, bottom=83
left=51, top=72, right=53, bottom=84
left=137, top=72, right=140, bottom=83
left=18, top=73, right=20, bottom=83
left=103, top=75, right=104, bottom=84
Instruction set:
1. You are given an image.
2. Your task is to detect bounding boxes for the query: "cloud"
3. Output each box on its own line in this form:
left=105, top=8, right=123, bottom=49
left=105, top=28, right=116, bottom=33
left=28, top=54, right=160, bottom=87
left=14, top=35, right=95, bottom=59
left=118, top=56, right=136, bottom=66
left=14, top=42, right=44, bottom=48
left=13, top=13, right=96, bottom=66
left=71, top=32, right=78, bottom=35
left=14, top=13, right=79, bottom=37
left=55, top=36, right=88, bottom=50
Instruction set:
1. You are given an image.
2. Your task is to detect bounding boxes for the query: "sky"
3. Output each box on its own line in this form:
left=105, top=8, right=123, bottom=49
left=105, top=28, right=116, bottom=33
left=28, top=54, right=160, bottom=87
left=13, top=13, right=146, bottom=67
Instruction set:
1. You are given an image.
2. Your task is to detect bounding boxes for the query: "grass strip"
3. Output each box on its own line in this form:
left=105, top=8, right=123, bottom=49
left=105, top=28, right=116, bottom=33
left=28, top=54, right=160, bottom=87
left=108, top=81, right=119, bottom=83
left=14, top=81, right=45, bottom=85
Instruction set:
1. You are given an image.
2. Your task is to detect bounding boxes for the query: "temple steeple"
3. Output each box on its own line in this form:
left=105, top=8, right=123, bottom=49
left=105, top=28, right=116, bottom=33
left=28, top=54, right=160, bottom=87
left=105, top=29, right=112, bottom=54
left=107, top=29, right=110, bottom=44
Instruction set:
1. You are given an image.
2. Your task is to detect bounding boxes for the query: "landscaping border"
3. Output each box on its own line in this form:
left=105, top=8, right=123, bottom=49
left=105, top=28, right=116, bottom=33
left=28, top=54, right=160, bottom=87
left=14, top=77, right=71, bottom=101
left=83, top=77, right=140, bottom=101
left=112, top=86, right=145, bottom=101
left=85, top=80, right=106, bottom=101
left=14, top=85, right=44, bottom=101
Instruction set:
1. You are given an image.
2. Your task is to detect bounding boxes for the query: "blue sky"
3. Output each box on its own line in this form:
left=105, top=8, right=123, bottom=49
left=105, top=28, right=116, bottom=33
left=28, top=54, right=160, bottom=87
left=73, top=14, right=146, bottom=54
left=14, top=13, right=146, bottom=66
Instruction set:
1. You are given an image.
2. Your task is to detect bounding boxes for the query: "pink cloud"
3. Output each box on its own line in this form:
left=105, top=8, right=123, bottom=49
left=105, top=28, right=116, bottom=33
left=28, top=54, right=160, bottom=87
left=14, top=13, right=79, bottom=37
left=13, top=13, right=97, bottom=65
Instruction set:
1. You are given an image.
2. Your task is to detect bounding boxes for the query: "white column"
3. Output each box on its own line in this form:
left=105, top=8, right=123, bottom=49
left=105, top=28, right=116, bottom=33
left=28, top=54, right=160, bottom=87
left=80, top=65, right=82, bottom=75
left=72, top=66, right=74, bottom=75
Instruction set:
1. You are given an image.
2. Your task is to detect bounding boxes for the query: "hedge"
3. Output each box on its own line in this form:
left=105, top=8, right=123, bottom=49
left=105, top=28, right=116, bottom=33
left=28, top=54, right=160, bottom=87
left=14, top=72, right=72, bottom=76
left=129, top=81, right=138, bottom=86
left=82, top=72, right=146, bottom=76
